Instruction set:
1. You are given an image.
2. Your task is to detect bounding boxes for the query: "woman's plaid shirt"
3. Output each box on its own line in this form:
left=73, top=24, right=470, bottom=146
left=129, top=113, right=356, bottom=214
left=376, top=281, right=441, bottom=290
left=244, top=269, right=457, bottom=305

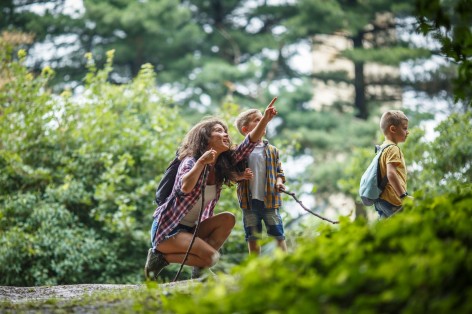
left=236, top=140, right=285, bottom=210
left=152, top=135, right=256, bottom=246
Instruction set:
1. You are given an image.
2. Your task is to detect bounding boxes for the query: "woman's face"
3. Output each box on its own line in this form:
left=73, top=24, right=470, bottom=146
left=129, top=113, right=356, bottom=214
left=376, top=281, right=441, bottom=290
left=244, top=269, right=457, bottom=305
left=207, top=123, right=230, bottom=153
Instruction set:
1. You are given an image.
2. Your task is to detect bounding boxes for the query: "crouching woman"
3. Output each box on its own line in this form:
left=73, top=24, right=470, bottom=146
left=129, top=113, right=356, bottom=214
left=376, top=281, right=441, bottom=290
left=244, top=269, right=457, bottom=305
left=145, top=101, right=277, bottom=280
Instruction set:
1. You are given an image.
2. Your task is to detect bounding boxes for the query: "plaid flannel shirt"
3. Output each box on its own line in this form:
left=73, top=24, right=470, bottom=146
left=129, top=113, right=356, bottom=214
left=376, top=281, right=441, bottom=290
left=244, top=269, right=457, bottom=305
left=236, top=140, right=285, bottom=210
left=152, top=135, right=257, bottom=246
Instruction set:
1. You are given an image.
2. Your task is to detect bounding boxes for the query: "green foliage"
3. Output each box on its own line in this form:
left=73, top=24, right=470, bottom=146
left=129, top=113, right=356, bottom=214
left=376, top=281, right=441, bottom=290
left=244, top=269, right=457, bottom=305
left=1, top=1, right=469, bottom=295
left=0, top=195, right=110, bottom=285
left=342, top=47, right=431, bottom=66
left=286, top=0, right=425, bottom=120
left=160, top=187, right=472, bottom=313
left=1, top=0, right=302, bottom=111
left=83, top=0, right=202, bottom=79
left=2, top=2, right=456, bottom=214
left=0, top=42, right=188, bottom=285
left=404, top=111, right=472, bottom=193
left=415, top=0, right=472, bottom=106
left=279, top=108, right=377, bottom=201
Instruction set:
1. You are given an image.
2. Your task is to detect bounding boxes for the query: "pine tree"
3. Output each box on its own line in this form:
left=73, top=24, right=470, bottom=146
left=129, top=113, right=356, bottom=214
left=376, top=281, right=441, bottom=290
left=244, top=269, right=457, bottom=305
left=287, top=0, right=431, bottom=119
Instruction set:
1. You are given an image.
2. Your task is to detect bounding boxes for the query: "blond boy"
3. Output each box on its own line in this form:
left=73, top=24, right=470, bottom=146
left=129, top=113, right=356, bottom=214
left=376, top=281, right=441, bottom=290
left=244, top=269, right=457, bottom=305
left=376, top=110, right=411, bottom=218
left=234, top=109, right=287, bottom=254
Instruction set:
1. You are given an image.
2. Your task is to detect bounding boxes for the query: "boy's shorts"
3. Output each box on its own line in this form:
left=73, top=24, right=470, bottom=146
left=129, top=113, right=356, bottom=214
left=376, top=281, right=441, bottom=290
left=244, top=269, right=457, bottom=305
left=374, top=198, right=403, bottom=219
left=242, top=199, right=285, bottom=242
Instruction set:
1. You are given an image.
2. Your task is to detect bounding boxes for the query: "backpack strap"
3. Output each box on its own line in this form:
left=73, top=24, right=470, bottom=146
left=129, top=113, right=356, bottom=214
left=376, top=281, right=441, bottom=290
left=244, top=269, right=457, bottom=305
left=155, top=156, right=181, bottom=205
left=376, top=144, right=395, bottom=190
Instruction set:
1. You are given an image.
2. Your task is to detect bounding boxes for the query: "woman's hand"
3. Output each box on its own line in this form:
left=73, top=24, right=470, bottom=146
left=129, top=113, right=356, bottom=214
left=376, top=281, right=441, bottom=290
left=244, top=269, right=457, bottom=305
left=198, top=148, right=217, bottom=166
left=182, top=149, right=217, bottom=193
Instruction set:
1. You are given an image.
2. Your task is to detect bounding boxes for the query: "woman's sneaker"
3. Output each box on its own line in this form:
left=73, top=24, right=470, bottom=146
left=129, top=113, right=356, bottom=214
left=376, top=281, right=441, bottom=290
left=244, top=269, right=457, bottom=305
left=191, top=267, right=216, bottom=281
left=191, top=266, right=202, bottom=279
left=144, top=248, right=169, bottom=281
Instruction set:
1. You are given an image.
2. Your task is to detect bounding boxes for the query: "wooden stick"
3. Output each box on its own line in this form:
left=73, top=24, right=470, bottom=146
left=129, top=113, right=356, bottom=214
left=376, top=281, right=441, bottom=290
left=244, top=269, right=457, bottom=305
left=281, top=190, right=339, bottom=224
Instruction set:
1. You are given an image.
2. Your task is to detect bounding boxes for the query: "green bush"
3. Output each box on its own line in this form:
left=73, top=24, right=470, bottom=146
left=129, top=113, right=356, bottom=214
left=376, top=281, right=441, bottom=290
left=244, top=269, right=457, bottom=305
left=0, top=43, right=188, bottom=285
left=160, top=186, right=472, bottom=313
left=0, top=194, right=110, bottom=285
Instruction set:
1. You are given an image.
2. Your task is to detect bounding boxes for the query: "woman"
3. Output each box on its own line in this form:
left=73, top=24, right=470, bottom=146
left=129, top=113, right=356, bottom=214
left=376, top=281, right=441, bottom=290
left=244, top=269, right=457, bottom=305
left=145, top=99, right=278, bottom=281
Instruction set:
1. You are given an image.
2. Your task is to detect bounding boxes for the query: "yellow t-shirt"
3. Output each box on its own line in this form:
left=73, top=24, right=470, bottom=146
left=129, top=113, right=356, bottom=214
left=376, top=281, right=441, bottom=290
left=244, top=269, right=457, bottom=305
left=379, top=140, right=407, bottom=206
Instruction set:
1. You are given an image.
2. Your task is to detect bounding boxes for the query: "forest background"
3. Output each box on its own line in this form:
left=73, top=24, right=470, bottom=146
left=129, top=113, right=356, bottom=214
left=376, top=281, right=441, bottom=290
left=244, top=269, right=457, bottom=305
left=0, top=1, right=471, bottom=311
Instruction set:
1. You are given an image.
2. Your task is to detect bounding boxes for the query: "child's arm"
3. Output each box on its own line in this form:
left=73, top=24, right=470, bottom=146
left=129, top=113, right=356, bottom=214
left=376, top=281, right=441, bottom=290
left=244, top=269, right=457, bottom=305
left=275, top=176, right=285, bottom=192
left=248, top=97, right=278, bottom=143
left=386, top=163, right=407, bottom=198
left=275, top=150, right=286, bottom=191
left=231, top=168, right=254, bottom=182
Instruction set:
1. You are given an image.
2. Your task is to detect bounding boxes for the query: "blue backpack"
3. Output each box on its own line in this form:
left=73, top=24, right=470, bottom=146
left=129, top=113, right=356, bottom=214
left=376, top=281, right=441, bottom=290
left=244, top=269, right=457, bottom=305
left=359, top=144, right=394, bottom=206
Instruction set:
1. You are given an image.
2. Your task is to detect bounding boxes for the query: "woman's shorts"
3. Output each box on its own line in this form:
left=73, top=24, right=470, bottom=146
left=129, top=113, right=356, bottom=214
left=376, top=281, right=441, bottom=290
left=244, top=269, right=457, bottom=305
left=242, top=199, right=285, bottom=241
left=150, top=219, right=195, bottom=248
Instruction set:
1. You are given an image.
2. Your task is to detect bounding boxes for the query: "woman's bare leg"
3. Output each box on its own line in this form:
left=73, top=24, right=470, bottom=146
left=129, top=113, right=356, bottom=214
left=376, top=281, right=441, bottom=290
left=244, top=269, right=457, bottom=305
left=157, top=232, right=218, bottom=268
left=156, top=212, right=235, bottom=268
left=196, top=212, right=235, bottom=250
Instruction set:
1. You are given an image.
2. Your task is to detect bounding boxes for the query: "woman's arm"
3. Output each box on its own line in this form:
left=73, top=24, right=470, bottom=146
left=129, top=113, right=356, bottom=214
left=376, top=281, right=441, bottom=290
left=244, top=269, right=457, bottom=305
left=181, top=160, right=206, bottom=194
left=181, top=149, right=216, bottom=193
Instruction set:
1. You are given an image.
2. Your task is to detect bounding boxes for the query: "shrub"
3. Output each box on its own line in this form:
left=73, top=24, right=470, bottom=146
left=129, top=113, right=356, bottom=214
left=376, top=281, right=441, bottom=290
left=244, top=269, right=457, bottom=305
left=161, top=186, right=472, bottom=313
left=0, top=40, right=188, bottom=285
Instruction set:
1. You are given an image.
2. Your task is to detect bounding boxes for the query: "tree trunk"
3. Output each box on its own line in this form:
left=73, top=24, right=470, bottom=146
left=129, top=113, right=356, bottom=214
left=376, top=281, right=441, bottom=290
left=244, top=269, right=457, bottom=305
left=355, top=202, right=367, bottom=220
left=352, top=33, right=368, bottom=120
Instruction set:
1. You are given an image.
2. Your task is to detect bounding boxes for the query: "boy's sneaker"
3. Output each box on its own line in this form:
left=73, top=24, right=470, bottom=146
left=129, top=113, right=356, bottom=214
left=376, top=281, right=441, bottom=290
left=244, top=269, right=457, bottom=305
left=144, top=248, right=169, bottom=281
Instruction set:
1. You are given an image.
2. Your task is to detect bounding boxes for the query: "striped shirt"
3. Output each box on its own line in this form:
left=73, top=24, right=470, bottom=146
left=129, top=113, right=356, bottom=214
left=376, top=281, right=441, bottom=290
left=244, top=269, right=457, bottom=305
left=236, top=140, right=285, bottom=210
left=152, top=135, right=256, bottom=246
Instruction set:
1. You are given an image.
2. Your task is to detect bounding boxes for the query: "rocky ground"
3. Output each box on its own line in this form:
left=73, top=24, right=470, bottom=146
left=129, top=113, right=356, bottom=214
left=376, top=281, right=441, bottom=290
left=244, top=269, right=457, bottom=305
left=0, top=281, right=198, bottom=313
left=0, top=284, right=144, bottom=303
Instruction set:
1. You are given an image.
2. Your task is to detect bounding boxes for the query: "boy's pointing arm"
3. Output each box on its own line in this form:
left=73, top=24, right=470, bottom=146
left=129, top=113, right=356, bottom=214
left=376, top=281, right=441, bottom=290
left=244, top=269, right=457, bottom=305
left=249, top=97, right=278, bottom=143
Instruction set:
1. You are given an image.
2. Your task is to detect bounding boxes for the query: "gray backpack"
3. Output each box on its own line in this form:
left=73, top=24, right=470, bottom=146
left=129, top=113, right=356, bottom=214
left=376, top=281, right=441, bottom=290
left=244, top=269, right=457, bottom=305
left=359, top=144, right=394, bottom=206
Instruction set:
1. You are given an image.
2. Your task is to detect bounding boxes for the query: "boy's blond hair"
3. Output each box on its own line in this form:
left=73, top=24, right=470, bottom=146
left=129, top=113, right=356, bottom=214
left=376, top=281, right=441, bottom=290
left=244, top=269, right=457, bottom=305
left=380, top=110, right=408, bottom=134
left=234, top=109, right=261, bottom=135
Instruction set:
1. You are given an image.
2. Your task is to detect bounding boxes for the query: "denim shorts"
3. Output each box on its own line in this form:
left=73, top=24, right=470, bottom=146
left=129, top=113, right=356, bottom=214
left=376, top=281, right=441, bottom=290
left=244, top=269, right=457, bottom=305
left=242, top=199, right=285, bottom=241
left=374, top=198, right=402, bottom=219
left=150, top=219, right=195, bottom=248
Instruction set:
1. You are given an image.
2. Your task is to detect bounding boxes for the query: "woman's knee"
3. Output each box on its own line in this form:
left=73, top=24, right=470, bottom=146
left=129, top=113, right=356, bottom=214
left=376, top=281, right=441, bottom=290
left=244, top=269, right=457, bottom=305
left=209, top=250, right=221, bottom=267
left=200, top=249, right=220, bottom=267
left=219, top=212, right=236, bottom=228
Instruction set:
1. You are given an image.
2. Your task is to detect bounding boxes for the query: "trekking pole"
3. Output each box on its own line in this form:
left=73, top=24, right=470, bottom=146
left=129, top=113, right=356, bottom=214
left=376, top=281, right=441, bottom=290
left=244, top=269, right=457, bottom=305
left=173, top=165, right=208, bottom=282
left=281, top=190, right=339, bottom=224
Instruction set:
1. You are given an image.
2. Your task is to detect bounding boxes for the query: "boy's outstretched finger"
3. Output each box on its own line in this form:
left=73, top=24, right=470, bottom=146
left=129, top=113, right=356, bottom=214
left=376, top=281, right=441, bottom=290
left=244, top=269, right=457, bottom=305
left=268, top=97, right=278, bottom=108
